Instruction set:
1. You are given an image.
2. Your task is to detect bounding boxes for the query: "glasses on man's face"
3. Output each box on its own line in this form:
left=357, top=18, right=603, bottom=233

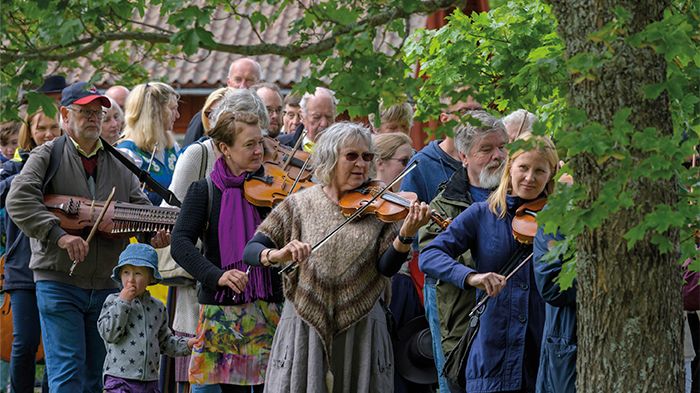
left=69, top=107, right=105, bottom=120
left=345, top=151, right=375, bottom=162
left=389, top=157, right=411, bottom=167
left=266, top=106, right=282, bottom=115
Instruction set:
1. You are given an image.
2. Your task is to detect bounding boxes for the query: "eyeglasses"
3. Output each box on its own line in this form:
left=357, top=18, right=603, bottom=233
left=345, top=151, right=375, bottom=162
left=283, top=111, right=302, bottom=119
left=389, top=157, right=411, bottom=166
left=266, top=106, right=282, bottom=115
left=68, top=107, right=105, bottom=120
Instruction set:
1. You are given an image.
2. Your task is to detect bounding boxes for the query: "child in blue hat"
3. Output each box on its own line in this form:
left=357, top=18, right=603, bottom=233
left=97, top=243, right=195, bottom=392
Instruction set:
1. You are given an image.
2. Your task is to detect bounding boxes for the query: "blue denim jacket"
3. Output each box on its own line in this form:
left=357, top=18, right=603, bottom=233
left=420, top=199, right=545, bottom=392
left=0, top=155, right=34, bottom=291
left=533, top=228, right=576, bottom=393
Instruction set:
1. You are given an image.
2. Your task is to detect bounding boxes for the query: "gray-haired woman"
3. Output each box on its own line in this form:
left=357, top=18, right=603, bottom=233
left=243, top=122, right=431, bottom=393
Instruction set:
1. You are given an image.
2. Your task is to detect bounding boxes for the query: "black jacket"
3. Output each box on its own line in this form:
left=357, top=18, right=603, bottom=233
left=182, top=111, right=205, bottom=148
left=170, top=174, right=284, bottom=305
left=278, top=123, right=305, bottom=147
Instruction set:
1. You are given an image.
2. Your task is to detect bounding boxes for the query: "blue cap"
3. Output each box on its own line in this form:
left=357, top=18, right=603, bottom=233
left=60, top=82, right=111, bottom=108
left=36, top=75, right=68, bottom=94
left=111, top=243, right=162, bottom=285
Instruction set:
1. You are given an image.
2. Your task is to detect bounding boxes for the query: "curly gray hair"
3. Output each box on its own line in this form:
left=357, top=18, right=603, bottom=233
left=454, top=110, right=507, bottom=155
left=210, top=88, right=270, bottom=132
left=312, top=122, right=373, bottom=186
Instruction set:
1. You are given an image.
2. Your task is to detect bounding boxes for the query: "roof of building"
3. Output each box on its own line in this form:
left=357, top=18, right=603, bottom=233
left=62, top=3, right=426, bottom=90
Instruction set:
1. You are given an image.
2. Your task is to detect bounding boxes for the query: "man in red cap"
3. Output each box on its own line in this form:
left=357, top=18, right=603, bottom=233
left=6, top=82, right=167, bottom=392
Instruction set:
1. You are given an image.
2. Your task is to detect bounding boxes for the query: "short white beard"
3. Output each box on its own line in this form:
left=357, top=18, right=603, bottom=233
left=478, top=160, right=505, bottom=189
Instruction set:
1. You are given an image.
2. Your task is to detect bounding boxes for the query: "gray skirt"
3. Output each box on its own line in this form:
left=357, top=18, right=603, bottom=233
left=264, top=299, right=394, bottom=393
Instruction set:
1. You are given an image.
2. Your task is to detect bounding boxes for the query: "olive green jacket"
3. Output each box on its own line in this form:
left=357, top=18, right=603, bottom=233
left=418, top=167, right=477, bottom=355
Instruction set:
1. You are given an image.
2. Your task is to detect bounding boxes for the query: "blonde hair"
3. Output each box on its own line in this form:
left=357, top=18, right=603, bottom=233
left=201, top=87, right=230, bottom=133
left=121, top=82, right=178, bottom=152
left=369, top=101, right=414, bottom=132
left=19, top=109, right=59, bottom=151
left=487, top=134, right=559, bottom=219
left=373, top=132, right=412, bottom=161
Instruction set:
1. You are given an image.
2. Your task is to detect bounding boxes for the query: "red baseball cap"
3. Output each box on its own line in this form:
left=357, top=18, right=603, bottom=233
left=60, top=82, right=111, bottom=108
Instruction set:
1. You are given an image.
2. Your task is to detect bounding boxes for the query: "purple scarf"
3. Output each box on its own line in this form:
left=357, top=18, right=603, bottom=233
left=210, top=157, right=272, bottom=303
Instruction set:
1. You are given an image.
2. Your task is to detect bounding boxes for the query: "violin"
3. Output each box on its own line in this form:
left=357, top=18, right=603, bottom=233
left=244, top=163, right=316, bottom=208
left=244, top=135, right=317, bottom=208
left=44, top=194, right=180, bottom=238
left=262, top=137, right=313, bottom=181
left=511, top=197, right=547, bottom=244
left=337, top=180, right=451, bottom=229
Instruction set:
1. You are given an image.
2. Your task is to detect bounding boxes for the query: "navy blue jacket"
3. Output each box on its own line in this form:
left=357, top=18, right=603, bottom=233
left=182, top=110, right=205, bottom=148
left=0, top=154, right=34, bottom=291
left=420, top=198, right=545, bottom=392
left=400, top=140, right=460, bottom=205
left=533, top=228, right=576, bottom=393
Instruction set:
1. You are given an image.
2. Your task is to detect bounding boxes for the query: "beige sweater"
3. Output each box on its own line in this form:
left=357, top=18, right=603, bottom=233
left=256, top=185, right=398, bottom=357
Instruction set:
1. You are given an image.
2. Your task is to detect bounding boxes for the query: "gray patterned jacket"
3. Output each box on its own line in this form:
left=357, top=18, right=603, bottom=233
left=97, top=291, right=191, bottom=381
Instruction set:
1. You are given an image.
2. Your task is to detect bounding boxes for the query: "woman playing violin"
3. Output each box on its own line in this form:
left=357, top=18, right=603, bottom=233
left=420, top=134, right=559, bottom=393
left=164, top=88, right=271, bottom=392
left=171, top=111, right=283, bottom=392
left=243, top=122, right=431, bottom=393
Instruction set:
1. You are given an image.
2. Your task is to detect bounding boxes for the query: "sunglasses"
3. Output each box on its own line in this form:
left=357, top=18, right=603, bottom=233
left=345, top=151, right=375, bottom=162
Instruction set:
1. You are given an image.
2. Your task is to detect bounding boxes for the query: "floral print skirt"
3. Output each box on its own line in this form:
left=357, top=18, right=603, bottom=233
left=189, top=300, right=282, bottom=385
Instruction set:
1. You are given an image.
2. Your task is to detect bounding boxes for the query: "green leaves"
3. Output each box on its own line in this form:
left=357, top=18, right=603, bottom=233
left=24, top=92, right=58, bottom=118
left=405, top=1, right=566, bottom=130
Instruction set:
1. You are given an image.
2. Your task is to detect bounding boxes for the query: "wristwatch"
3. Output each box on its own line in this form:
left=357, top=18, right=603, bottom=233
left=398, top=235, right=416, bottom=245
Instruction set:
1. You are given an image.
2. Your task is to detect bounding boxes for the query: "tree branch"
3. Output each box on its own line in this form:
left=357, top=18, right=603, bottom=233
left=1, top=0, right=461, bottom=63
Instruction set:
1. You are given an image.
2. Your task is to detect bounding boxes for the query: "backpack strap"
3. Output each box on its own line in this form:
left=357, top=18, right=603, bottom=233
left=42, top=135, right=67, bottom=193
left=197, top=142, right=208, bottom=180
left=199, top=177, right=214, bottom=256
left=206, top=177, right=213, bottom=230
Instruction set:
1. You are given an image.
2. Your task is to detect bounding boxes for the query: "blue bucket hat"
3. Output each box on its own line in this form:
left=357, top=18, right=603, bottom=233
left=111, top=243, right=162, bottom=285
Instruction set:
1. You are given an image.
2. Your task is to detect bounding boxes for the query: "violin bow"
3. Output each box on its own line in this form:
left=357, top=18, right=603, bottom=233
left=469, top=251, right=533, bottom=318
left=279, top=160, right=419, bottom=275
left=141, top=143, right=159, bottom=192
left=283, top=129, right=308, bottom=170
left=288, top=154, right=312, bottom=194
left=69, top=186, right=116, bottom=276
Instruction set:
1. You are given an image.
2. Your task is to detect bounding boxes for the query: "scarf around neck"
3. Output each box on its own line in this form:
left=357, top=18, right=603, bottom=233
left=210, top=156, right=271, bottom=303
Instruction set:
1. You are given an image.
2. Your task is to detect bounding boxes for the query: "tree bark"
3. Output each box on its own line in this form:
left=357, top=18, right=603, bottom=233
left=547, top=1, right=683, bottom=392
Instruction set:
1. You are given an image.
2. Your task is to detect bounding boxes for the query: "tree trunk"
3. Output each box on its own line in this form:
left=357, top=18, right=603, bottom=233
left=547, top=1, right=683, bottom=392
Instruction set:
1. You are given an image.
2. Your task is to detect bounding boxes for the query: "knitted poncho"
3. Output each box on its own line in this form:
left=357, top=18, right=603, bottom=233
left=256, top=185, right=398, bottom=359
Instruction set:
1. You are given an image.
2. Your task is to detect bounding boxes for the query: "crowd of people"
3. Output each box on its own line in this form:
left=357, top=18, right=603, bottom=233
left=0, top=56, right=696, bottom=393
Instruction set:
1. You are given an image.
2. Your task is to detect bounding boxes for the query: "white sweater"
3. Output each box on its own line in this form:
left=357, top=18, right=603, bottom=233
left=160, top=139, right=217, bottom=334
